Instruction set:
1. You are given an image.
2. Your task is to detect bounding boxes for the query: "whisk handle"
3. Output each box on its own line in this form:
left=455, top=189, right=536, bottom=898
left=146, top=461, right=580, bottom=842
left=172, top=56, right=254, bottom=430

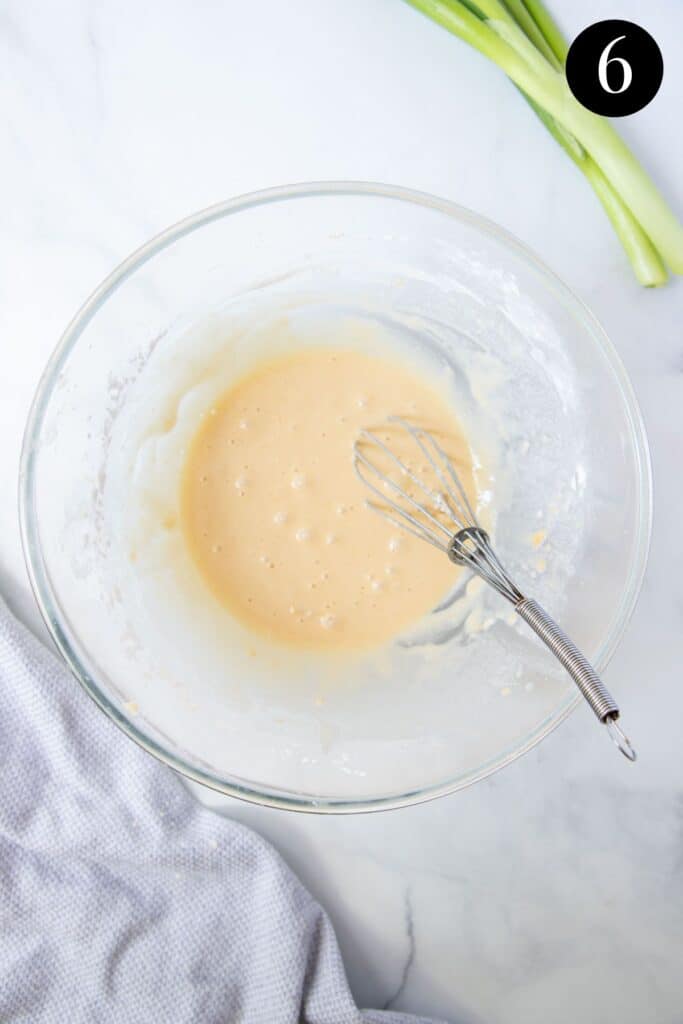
left=515, top=598, right=636, bottom=761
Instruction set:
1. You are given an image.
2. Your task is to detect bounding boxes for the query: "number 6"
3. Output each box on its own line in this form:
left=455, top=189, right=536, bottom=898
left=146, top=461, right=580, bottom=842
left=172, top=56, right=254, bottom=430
left=598, top=35, right=633, bottom=94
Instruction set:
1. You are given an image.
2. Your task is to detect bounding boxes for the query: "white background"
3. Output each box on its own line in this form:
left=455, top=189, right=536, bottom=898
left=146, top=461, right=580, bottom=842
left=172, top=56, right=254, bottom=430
left=2, top=2, right=682, bottom=1021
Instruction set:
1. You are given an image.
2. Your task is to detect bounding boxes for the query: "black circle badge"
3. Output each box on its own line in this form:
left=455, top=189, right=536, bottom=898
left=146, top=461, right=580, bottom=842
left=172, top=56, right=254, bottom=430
left=566, top=19, right=663, bottom=117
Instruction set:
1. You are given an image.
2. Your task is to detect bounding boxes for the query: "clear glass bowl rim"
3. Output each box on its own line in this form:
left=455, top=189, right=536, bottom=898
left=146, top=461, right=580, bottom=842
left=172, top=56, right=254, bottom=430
left=19, top=181, right=653, bottom=813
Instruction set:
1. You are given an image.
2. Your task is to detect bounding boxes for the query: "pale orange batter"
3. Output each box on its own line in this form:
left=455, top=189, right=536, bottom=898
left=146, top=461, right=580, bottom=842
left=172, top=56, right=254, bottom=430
left=180, top=347, right=477, bottom=650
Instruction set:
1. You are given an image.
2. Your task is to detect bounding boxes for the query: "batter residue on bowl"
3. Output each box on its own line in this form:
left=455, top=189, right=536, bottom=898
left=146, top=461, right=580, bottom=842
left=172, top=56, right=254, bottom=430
left=180, top=346, right=478, bottom=650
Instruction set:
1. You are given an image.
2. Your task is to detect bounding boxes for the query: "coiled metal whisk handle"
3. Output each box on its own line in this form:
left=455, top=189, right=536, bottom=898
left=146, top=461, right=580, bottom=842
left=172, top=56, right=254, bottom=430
left=448, top=528, right=636, bottom=762
left=515, top=599, right=636, bottom=761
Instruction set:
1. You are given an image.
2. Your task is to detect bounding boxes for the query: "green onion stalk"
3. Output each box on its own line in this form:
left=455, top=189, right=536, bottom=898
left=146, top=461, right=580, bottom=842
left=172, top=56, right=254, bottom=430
left=405, top=0, right=683, bottom=286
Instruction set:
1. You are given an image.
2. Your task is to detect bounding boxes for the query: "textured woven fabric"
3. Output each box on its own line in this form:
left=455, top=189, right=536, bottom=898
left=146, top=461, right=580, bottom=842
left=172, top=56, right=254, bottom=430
left=0, top=598, right=439, bottom=1024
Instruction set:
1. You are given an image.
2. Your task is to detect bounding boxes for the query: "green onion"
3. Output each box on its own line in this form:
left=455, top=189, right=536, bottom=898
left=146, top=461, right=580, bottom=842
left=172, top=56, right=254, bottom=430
left=524, top=95, right=667, bottom=286
left=405, top=0, right=682, bottom=285
left=518, top=0, right=567, bottom=65
left=499, top=0, right=560, bottom=66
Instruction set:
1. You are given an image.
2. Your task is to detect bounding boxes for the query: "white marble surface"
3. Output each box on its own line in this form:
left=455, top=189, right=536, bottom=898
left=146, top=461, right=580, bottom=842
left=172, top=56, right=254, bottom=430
left=2, top=2, right=682, bottom=1021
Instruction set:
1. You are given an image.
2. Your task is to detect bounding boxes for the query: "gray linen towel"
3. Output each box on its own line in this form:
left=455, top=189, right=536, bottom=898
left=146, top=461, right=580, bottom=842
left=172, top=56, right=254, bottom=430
left=0, top=597, right=440, bottom=1024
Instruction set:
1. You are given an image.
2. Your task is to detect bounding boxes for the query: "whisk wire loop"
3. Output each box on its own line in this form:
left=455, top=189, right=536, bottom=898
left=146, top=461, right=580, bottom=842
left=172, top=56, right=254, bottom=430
left=389, top=416, right=478, bottom=530
left=354, top=437, right=452, bottom=545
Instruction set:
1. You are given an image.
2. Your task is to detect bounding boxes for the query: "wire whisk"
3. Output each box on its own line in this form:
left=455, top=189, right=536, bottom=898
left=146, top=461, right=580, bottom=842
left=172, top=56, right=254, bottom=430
left=354, top=416, right=636, bottom=762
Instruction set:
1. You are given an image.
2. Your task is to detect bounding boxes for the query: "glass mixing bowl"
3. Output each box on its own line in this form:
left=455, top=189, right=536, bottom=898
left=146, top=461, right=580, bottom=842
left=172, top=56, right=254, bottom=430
left=20, top=183, right=652, bottom=812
